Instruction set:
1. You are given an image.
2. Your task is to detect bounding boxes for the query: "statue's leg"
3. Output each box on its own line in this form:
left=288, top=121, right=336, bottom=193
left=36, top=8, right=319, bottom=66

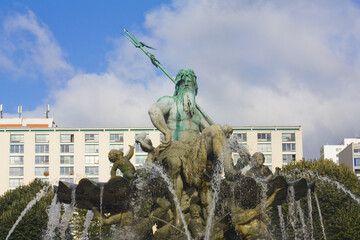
left=211, top=127, right=235, bottom=179
left=200, top=183, right=211, bottom=221
left=166, top=157, right=183, bottom=226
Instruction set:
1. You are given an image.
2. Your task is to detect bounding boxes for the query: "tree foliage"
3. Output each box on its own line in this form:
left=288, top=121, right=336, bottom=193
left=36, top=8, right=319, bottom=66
left=0, top=179, right=54, bottom=240
left=269, top=159, right=360, bottom=240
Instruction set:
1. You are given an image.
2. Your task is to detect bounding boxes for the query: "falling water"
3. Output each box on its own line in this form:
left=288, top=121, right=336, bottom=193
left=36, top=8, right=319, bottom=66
left=307, top=189, right=314, bottom=240
left=44, top=193, right=62, bottom=240
left=287, top=186, right=299, bottom=240
left=316, top=175, right=360, bottom=204
left=144, top=162, right=192, bottom=240
left=296, top=200, right=308, bottom=239
left=80, top=210, right=94, bottom=240
left=277, top=205, right=286, bottom=240
left=59, top=188, right=76, bottom=239
left=314, top=192, right=327, bottom=240
left=204, top=149, right=225, bottom=240
left=99, top=184, right=104, bottom=240
left=6, top=186, right=48, bottom=240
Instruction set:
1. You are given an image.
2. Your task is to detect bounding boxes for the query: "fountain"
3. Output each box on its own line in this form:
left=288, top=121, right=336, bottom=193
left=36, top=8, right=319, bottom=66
left=10, top=28, right=360, bottom=239
left=52, top=28, right=316, bottom=239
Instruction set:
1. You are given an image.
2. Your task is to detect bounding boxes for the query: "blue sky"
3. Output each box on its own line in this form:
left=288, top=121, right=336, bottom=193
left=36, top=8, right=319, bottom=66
left=0, top=0, right=170, bottom=111
left=1, top=0, right=360, bottom=158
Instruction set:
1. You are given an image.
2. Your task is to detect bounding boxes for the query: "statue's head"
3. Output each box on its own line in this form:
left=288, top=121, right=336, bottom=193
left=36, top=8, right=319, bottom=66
left=222, top=125, right=233, bottom=138
left=251, top=152, right=265, bottom=167
left=108, top=149, right=124, bottom=163
left=189, top=204, right=201, bottom=218
left=174, top=69, right=198, bottom=96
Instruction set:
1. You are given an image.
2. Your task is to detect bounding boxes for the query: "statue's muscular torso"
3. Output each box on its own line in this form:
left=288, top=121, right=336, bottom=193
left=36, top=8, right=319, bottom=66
left=148, top=96, right=209, bottom=142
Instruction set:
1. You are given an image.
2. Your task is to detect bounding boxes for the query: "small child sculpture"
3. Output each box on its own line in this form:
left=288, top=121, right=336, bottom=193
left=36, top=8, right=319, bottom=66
left=108, top=145, right=135, bottom=180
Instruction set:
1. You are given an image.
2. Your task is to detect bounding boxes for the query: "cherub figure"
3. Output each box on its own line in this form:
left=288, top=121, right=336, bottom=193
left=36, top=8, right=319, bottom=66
left=245, top=152, right=273, bottom=181
left=108, top=145, right=135, bottom=180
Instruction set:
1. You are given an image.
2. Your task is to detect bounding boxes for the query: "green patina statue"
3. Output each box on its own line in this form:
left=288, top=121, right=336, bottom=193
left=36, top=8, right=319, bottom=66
left=56, top=28, right=315, bottom=240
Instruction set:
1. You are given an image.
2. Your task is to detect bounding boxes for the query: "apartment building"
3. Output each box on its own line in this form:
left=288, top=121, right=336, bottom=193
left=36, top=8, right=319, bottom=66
left=320, top=138, right=360, bottom=164
left=0, top=117, right=303, bottom=194
left=339, top=142, right=360, bottom=179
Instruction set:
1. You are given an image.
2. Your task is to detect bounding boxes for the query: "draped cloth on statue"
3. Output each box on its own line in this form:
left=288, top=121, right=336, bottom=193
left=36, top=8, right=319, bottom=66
left=158, top=135, right=208, bottom=188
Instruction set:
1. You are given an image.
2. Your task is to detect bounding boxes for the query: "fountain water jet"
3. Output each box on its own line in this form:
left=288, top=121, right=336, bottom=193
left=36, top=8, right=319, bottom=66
left=296, top=200, right=307, bottom=239
left=6, top=186, right=48, bottom=240
left=44, top=193, right=62, bottom=240
left=59, top=188, right=76, bottom=239
left=314, top=192, right=327, bottom=240
left=80, top=210, right=94, bottom=240
left=307, top=188, right=314, bottom=240
left=277, top=205, right=287, bottom=240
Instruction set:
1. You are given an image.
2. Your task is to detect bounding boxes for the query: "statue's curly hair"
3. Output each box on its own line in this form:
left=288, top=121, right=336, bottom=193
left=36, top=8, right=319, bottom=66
left=174, top=69, right=198, bottom=96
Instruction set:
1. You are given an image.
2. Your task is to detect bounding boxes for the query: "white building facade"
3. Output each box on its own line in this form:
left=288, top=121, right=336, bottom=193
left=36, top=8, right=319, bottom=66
left=320, top=138, right=360, bottom=164
left=0, top=118, right=303, bottom=194
left=339, top=142, right=360, bottom=179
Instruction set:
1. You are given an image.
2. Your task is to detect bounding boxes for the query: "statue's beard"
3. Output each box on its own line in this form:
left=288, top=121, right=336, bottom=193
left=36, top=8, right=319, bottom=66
left=180, top=90, right=196, bottom=116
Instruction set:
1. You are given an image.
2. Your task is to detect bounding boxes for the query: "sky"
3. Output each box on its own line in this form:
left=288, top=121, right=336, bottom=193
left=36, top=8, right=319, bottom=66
left=1, top=0, right=360, bottom=159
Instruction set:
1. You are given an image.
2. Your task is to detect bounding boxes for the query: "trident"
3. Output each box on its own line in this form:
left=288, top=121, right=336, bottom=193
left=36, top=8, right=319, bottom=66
left=121, top=27, right=214, bottom=125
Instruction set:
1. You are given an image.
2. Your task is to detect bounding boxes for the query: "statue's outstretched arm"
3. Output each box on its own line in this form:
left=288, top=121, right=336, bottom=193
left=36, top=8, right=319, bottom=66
left=232, top=188, right=280, bottom=224
left=125, top=145, right=134, bottom=160
left=148, top=97, right=174, bottom=143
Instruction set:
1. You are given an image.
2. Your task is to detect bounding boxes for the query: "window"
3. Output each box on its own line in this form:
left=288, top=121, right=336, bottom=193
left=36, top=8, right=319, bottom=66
left=35, top=156, right=49, bottom=165
left=10, top=156, right=24, bottom=165
left=135, top=155, right=147, bottom=164
left=10, top=167, right=24, bottom=176
left=39, top=178, right=49, bottom=183
left=61, top=144, right=74, bottom=153
left=60, top=167, right=74, bottom=175
left=85, top=155, right=99, bottom=164
left=59, top=178, right=74, bottom=183
left=354, top=158, right=360, bottom=166
left=282, top=143, right=296, bottom=152
left=60, top=155, right=74, bottom=164
left=234, top=133, right=247, bottom=142
left=85, top=134, right=99, bottom=143
left=35, top=144, right=49, bottom=153
left=10, top=134, right=24, bottom=143
left=355, top=169, right=360, bottom=174
left=35, top=134, right=49, bottom=143
left=85, top=144, right=99, bottom=153
left=60, top=134, right=74, bottom=143
left=9, top=178, right=23, bottom=188
left=257, top=143, right=272, bottom=152
left=264, top=154, right=272, bottom=164
left=282, top=133, right=295, bottom=142
left=88, top=177, right=99, bottom=182
left=160, top=133, right=165, bottom=141
left=35, top=167, right=49, bottom=176
left=136, top=144, right=144, bottom=153
left=355, top=149, right=360, bottom=153
left=265, top=165, right=272, bottom=171
left=283, top=154, right=296, bottom=164
left=85, top=166, right=99, bottom=175
left=110, top=134, right=123, bottom=143
left=257, top=133, right=271, bottom=142
left=109, top=144, right=124, bottom=151
left=10, top=145, right=24, bottom=154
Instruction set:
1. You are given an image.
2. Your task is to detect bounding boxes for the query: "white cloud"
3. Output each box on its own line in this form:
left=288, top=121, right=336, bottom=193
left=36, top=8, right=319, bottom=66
left=141, top=0, right=360, bottom=157
left=0, top=9, right=73, bottom=81
left=9, top=0, right=360, bottom=158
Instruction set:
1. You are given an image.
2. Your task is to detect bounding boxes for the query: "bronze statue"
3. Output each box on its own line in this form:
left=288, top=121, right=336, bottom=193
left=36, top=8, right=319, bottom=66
left=55, top=28, right=316, bottom=240
left=108, top=145, right=135, bottom=180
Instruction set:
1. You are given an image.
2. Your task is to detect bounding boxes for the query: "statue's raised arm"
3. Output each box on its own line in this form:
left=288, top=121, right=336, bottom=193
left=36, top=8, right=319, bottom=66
left=121, top=27, right=214, bottom=126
